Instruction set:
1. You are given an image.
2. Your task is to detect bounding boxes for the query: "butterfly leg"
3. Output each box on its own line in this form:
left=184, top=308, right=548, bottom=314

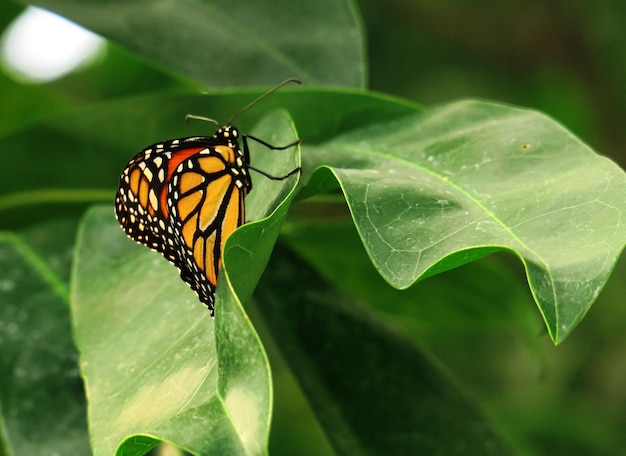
left=244, top=134, right=301, bottom=151
left=242, top=134, right=301, bottom=184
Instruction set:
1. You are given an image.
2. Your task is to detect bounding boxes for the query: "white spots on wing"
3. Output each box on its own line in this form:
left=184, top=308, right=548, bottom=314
left=149, top=189, right=158, bottom=210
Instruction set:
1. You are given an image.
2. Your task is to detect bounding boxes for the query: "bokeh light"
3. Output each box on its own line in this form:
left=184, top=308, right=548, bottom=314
left=1, top=6, right=105, bottom=83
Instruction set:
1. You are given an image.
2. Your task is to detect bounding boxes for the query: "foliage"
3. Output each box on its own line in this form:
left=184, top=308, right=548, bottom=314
left=0, top=0, right=625, bottom=455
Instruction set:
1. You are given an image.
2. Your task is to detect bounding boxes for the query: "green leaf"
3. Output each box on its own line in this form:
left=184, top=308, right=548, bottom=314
left=26, top=0, right=365, bottom=88
left=301, top=100, right=626, bottom=343
left=0, top=217, right=90, bottom=456
left=255, top=246, right=515, bottom=455
left=70, top=111, right=300, bottom=455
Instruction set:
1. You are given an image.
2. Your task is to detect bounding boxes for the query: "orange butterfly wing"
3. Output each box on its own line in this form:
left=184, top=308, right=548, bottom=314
left=115, top=135, right=250, bottom=314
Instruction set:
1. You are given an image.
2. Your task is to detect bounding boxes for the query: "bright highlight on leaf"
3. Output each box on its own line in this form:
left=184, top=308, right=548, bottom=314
left=0, top=6, right=104, bottom=83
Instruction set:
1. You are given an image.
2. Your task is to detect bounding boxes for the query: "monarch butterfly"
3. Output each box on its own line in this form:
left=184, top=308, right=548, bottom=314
left=115, top=79, right=301, bottom=315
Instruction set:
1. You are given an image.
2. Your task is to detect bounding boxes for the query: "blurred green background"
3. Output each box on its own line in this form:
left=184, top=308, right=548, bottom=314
left=1, top=0, right=624, bottom=454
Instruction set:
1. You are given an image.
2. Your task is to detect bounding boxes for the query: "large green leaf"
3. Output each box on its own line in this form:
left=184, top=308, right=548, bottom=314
left=25, top=0, right=365, bottom=88
left=0, top=218, right=90, bottom=456
left=70, top=111, right=300, bottom=455
left=301, top=100, right=626, bottom=343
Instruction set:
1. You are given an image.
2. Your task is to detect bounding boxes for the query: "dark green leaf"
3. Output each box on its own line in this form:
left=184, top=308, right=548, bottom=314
left=0, top=217, right=90, bottom=456
left=255, top=246, right=515, bottom=455
left=26, top=0, right=365, bottom=88
left=301, top=100, right=626, bottom=343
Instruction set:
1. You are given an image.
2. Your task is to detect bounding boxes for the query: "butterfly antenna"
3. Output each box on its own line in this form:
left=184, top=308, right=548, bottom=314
left=228, top=78, right=301, bottom=125
left=185, top=114, right=220, bottom=126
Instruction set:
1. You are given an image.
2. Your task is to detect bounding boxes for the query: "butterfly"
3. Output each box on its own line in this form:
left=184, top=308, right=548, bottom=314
left=114, top=79, right=301, bottom=315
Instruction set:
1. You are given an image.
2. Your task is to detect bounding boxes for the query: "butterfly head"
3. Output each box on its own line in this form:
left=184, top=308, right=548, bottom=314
left=215, top=124, right=240, bottom=146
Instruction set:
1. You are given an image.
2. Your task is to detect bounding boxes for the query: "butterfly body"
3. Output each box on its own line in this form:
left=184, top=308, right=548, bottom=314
left=115, top=125, right=254, bottom=314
